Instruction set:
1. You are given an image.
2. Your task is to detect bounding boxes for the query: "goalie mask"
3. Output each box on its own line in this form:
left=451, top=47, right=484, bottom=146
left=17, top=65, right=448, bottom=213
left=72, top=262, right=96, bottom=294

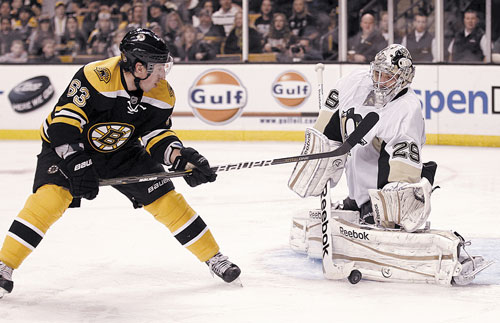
left=370, top=44, right=415, bottom=107
left=120, top=28, right=173, bottom=86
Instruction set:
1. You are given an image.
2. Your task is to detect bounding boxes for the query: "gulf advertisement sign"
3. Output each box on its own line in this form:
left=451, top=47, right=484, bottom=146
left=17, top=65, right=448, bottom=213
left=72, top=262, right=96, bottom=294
left=272, top=71, right=311, bottom=108
left=188, top=69, right=247, bottom=125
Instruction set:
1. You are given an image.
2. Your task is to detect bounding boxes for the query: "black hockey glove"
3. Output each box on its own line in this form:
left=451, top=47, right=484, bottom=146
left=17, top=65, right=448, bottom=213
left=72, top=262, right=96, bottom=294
left=59, top=151, right=99, bottom=200
left=170, top=147, right=217, bottom=187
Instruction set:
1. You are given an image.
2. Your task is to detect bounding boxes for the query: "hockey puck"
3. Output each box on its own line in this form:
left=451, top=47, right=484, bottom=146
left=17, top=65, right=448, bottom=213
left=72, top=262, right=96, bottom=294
left=8, top=76, right=55, bottom=113
left=348, top=270, right=362, bottom=284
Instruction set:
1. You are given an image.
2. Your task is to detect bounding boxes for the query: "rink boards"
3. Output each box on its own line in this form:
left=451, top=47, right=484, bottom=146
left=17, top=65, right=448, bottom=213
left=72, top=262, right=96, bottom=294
left=0, top=63, right=499, bottom=147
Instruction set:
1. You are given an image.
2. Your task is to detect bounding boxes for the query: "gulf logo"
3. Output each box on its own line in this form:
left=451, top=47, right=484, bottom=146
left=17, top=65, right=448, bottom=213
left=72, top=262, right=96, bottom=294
left=188, top=69, right=247, bottom=125
left=272, top=71, right=311, bottom=108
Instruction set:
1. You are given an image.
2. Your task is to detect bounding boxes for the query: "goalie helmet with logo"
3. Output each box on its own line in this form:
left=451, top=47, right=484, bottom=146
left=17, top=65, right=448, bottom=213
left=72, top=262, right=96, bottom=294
left=370, top=44, right=415, bottom=107
left=119, top=28, right=174, bottom=88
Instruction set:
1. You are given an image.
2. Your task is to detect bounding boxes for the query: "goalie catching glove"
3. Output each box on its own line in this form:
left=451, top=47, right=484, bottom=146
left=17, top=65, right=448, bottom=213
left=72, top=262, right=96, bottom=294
left=368, top=177, right=432, bottom=232
left=288, top=127, right=346, bottom=197
left=170, top=147, right=217, bottom=187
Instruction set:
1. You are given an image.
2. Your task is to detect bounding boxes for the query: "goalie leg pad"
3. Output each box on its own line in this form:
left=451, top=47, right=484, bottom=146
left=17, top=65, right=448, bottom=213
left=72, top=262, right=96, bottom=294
left=289, top=209, right=359, bottom=259
left=290, top=211, right=492, bottom=285
left=329, top=218, right=461, bottom=285
left=369, top=178, right=432, bottom=232
left=288, top=127, right=346, bottom=198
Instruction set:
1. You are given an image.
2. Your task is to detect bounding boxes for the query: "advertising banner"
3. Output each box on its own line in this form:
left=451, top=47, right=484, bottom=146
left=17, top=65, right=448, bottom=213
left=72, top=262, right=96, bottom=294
left=1, top=63, right=499, bottom=146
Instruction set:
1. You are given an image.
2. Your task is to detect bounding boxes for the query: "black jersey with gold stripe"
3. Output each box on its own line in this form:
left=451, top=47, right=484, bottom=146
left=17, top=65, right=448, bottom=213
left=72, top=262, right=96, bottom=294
left=40, top=56, right=180, bottom=165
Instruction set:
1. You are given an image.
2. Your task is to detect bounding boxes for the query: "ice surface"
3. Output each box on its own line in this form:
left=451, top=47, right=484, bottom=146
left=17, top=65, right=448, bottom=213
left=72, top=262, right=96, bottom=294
left=0, top=141, right=499, bottom=323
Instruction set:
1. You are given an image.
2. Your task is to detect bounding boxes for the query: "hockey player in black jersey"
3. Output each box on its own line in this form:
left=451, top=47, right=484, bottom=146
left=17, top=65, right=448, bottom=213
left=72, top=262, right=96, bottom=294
left=0, top=28, right=240, bottom=298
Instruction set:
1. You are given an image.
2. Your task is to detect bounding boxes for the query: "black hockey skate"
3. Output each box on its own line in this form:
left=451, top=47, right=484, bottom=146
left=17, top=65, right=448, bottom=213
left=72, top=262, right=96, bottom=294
left=0, top=261, right=13, bottom=298
left=206, top=252, right=241, bottom=283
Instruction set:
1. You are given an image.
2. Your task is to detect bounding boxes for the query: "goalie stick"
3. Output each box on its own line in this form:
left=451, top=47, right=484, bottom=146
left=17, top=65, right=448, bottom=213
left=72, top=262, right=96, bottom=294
left=313, top=63, right=356, bottom=280
left=98, top=112, right=379, bottom=186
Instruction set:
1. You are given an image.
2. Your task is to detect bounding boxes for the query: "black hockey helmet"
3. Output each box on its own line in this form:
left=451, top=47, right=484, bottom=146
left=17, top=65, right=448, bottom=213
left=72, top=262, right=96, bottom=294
left=119, top=28, right=171, bottom=74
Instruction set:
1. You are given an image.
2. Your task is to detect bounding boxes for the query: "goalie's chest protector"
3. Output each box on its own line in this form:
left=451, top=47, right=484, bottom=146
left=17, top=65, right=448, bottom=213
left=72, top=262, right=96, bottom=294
left=335, top=69, right=425, bottom=206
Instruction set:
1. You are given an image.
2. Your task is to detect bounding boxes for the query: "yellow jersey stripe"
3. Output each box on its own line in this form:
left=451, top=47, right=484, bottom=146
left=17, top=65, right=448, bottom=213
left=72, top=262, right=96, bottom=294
left=39, top=124, right=50, bottom=142
left=55, top=103, right=89, bottom=123
left=145, top=130, right=176, bottom=154
left=51, top=116, right=84, bottom=133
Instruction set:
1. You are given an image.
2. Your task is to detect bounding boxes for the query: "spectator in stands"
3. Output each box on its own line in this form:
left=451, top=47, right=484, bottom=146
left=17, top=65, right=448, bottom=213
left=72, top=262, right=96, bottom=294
left=81, top=0, right=100, bottom=38
left=224, top=10, right=262, bottom=54
left=254, top=0, right=273, bottom=39
left=66, top=1, right=83, bottom=17
left=87, top=12, right=115, bottom=56
left=379, top=11, right=402, bottom=44
left=163, top=11, right=184, bottom=47
left=107, top=27, right=127, bottom=58
left=9, top=0, right=22, bottom=19
left=0, top=1, right=11, bottom=20
left=200, top=0, right=217, bottom=16
left=196, top=8, right=225, bottom=54
left=117, top=3, right=132, bottom=30
left=28, top=14, right=55, bottom=56
left=263, top=13, right=294, bottom=55
left=0, top=38, right=27, bottom=62
left=57, top=15, right=87, bottom=56
left=149, top=21, right=164, bottom=38
left=30, top=2, right=41, bottom=18
left=379, top=11, right=389, bottom=42
left=448, top=9, right=487, bottom=62
left=347, top=12, right=386, bottom=63
left=288, top=0, right=317, bottom=42
left=319, top=8, right=338, bottom=61
left=212, top=0, right=240, bottom=36
left=401, top=12, right=435, bottom=62
left=148, top=2, right=166, bottom=25
left=0, top=16, right=21, bottom=55
left=281, top=37, right=322, bottom=62
left=52, top=1, right=67, bottom=38
left=12, top=6, right=35, bottom=43
left=177, top=0, right=204, bottom=26
left=30, top=38, right=59, bottom=63
left=177, top=24, right=216, bottom=61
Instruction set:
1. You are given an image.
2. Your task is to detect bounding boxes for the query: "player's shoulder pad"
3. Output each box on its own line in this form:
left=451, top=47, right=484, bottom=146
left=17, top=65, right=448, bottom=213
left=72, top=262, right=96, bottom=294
left=83, top=56, right=123, bottom=93
left=143, top=80, right=176, bottom=110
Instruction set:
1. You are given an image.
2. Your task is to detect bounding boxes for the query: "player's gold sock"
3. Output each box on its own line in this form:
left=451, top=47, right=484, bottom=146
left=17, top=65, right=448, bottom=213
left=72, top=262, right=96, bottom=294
left=0, top=185, right=72, bottom=269
left=145, top=190, right=219, bottom=262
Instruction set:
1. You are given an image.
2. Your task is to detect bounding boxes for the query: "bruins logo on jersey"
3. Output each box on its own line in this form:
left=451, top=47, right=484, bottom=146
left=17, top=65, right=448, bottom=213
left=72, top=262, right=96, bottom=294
left=88, top=122, right=135, bottom=153
left=94, top=66, right=111, bottom=84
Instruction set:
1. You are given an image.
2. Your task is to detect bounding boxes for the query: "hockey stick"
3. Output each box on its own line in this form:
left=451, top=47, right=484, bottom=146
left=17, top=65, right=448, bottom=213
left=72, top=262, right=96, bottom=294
left=314, top=63, right=336, bottom=278
left=313, top=63, right=355, bottom=280
left=99, top=112, right=379, bottom=186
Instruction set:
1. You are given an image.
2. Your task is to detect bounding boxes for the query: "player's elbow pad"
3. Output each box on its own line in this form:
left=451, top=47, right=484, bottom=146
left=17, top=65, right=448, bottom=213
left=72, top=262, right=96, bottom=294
left=288, top=127, right=346, bottom=198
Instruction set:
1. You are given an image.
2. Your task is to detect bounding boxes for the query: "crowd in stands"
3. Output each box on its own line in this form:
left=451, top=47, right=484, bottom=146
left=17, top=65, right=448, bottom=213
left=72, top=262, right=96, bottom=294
left=0, top=0, right=498, bottom=64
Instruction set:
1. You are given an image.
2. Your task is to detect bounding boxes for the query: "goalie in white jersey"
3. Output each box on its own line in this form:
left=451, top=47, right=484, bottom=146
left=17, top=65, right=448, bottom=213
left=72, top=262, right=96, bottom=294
left=290, top=44, right=435, bottom=232
left=288, top=44, right=493, bottom=285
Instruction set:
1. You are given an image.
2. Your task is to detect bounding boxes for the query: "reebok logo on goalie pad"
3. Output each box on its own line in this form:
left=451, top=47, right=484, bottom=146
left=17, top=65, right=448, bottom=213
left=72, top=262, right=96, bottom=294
left=339, top=226, right=369, bottom=241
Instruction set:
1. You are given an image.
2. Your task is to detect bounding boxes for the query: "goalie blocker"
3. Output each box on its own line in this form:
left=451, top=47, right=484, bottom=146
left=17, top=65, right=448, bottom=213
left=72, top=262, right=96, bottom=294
left=290, top=209, right=493, bottom=285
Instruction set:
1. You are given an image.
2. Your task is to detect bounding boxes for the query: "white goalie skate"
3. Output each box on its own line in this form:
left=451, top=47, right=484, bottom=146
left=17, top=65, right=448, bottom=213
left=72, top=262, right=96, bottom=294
left=451, top=234, right=494, bottom=286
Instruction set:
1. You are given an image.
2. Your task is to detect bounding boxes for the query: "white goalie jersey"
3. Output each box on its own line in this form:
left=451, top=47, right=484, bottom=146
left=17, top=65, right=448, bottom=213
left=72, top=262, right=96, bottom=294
left=329, top=68, right=426, bottom=207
